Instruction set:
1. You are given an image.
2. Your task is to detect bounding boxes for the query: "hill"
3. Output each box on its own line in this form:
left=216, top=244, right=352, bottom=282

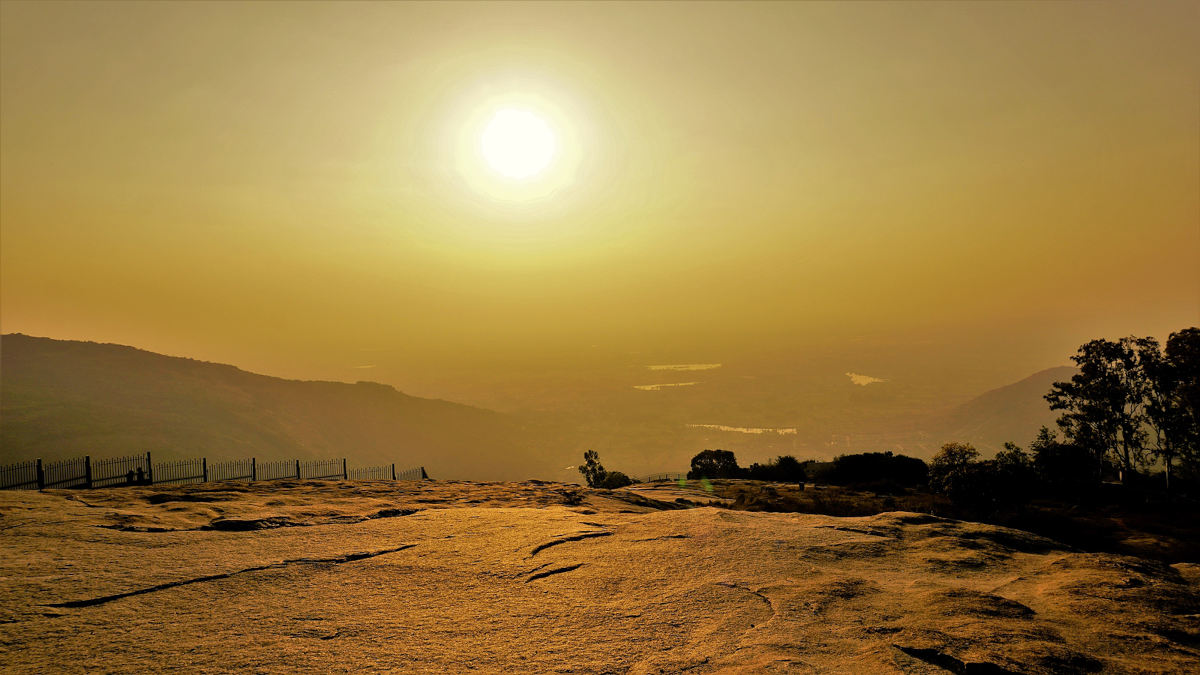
left=0, top=333, right=1082, bottom=481
left=0, top=334, right=536, bottom=480
left=931, top=366, right=1076, bottom=453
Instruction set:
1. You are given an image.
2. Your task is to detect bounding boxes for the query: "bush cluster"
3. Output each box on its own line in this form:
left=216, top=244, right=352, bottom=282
left=686, top=449, right=807, bottom=483
left=827, top=451, right=927, bottom=492
left=577, top=450, right=633, bottom=489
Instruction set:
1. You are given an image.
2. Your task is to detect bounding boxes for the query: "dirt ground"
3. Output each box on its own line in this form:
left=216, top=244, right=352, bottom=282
left=1, top=480, right=1197, bottom=673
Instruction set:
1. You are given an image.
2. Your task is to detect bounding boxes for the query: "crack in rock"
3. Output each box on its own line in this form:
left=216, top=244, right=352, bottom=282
left=529, top=531, right=612, bottom=557
left=45, top=545, right=415, bottom=608
left=893, top=644, right=1020, bottom=674
left=2, top=520, right=71, bottom=532
left=715, top=581, right=775, bottom=616
left=814, top=525, right=895, bottom=539
left=99, top=508, right=419, bottom=533
left=525, top=563, right=585, bottom=582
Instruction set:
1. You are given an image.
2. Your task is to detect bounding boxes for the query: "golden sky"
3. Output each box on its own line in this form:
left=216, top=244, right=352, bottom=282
left=2, top=1, right=1197, bottom=399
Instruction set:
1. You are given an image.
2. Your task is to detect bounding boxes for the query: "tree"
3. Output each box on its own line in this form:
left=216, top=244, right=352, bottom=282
left=993, top=441, right=1036, bottom=504
left=745, top=455, right=807, bottom=482
left=1166, top=328, right=1200, bottom=482
left=578, top=450, right=635, bottom=490
left=1046, top=337, right=1154, bottom=485
left=770, top=455, right=806, bottom=482
left=597, top=471, right=634, bottom=489
left=928, top=441, right=1033, bottom=514
left=1144, top=329, right=1200, bottom=491
left=928, top=442, right=979, bottom=493
left=578, top=450, right=607, bottom=488
left=688, top=449, right=742, bottom=480
left=827, top=451, right=927, bottom=490
left=1030, top=425, right=1096, bottom=499
left=995, top=441, right=1033, bottom=470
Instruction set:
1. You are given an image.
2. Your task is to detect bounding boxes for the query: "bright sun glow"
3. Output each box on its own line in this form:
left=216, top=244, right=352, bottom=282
left=479, top=108, right=557, bottom=180
left=450, top=90, right=584, bottom=205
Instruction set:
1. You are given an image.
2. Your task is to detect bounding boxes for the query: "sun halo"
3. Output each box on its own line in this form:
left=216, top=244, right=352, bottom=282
left=479, top=108, right=557, bottom=180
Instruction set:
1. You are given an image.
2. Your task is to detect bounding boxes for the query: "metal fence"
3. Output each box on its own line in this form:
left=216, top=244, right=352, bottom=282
left=348, top=464, right=391, bottom=480
left=153, top=458, right=206, bottom=486
left=299, top=459, right=344, bottom=480
left=395, top=466, right=427, bottom=481
left=43, top=457, right=90, bottom=489
left=0, top=460, right=39, bottom=491
left=256, top=459, right=299, bottom=481
left=210, top=458, right=255, bottom=482
left=0, top=453, right=427, bottom=491
left=93, top=454, right=150, bottom=488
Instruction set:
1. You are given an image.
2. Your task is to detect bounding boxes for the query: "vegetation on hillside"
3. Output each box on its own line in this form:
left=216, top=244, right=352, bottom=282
left=1046, top=328, right=1199, bottom=489
left=652, top=328, right=1199, bottom=562
left=577, top=450, right=633, bottom=489
left=685, top=449, right=808, bottom=483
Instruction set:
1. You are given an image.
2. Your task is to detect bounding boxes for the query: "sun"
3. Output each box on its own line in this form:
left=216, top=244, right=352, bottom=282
left=448, top=89, right=584, bottom=205
left=479, top=108, right=557, bottom=180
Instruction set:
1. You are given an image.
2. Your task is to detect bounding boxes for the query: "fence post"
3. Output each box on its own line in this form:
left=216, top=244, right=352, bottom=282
left=421, top=466, right=429, bottom=480
left=36, top=458, right=45, bottom=490
left=202, top=457, right=208, bottom=483
left=84, top=456, right=92, bottom=489
left=251, top=457, right=256, bottom=482
left=392, top=463, right=396, bottom=481
left=342, top=458, right=347, bottom=480
left=146, top=452, right=153, bottom=485
left=295, top=459, right=301, bottom=479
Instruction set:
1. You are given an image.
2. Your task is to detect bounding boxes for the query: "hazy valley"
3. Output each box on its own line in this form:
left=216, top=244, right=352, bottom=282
left=2, top=334, right=1070, bottom=481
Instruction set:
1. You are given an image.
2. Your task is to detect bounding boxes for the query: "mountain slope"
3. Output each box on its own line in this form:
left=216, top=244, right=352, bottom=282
left=932, top=366, right=1076, bottom=452
left=0, top=334, right=539, bottom=479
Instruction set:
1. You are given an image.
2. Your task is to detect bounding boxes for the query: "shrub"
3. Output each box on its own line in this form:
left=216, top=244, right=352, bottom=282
left=688, top=449, right=742, bottom=479
left=994, top=442, right=1037, bottom=504
left=828, top=451, right=927, bottom=488
left=598, top=471, right=633, bottom=489
left=930, top=441, right=1036, bottom=516
left=802, top=460, right=836, bottom=484
left=577, top=450, right=634, bottom=490
left=1030, top=426, right=1098, bottom=500
left=928, top=442, right=979, bottom=493
left=745, top=455, right=807, bottom=483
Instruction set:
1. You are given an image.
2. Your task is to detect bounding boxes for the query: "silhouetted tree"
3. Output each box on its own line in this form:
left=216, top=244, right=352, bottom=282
left=688, top=449, right=742, bottom=479
left=928, top=441, right=1033, bottom=515
left=770, top=455, right=806, bottom=482
left=828, top=451, right=927, bottom=490
left=597, top=471, right=634, bottom=489
left=928, top=442, right=979, bottom=493
left=1046, top=337, right=1154, bottom=485
left=993, top=441, right=1037, bottom=504
left=578, top=450, right=607, bottom=488
left=944, top=462, right=1005, bottom=514
left=745, top=455, right=807, bottom=483
left=578, top=450, right=634, bottom=489
left=1030, top=426, right=1096, bottom=499
left=1144, top=329, right=1200, bottom=492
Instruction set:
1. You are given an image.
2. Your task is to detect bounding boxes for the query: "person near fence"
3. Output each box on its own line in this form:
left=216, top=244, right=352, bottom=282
left=126, top=469, right=136, bottom=486
left=136, top=467, right=145, bottom=485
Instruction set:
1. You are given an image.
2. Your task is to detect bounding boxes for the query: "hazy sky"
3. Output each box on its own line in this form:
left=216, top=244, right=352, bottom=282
left=2, top=1, right=1197, bottom=402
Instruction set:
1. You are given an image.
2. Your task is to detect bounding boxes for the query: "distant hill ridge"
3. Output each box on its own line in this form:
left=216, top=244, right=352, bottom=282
left=0, top=334, right=1078, bottom=480
left=935, top=365, right=1076, bottom=452
left=0, top=334, right=534, bottom=480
